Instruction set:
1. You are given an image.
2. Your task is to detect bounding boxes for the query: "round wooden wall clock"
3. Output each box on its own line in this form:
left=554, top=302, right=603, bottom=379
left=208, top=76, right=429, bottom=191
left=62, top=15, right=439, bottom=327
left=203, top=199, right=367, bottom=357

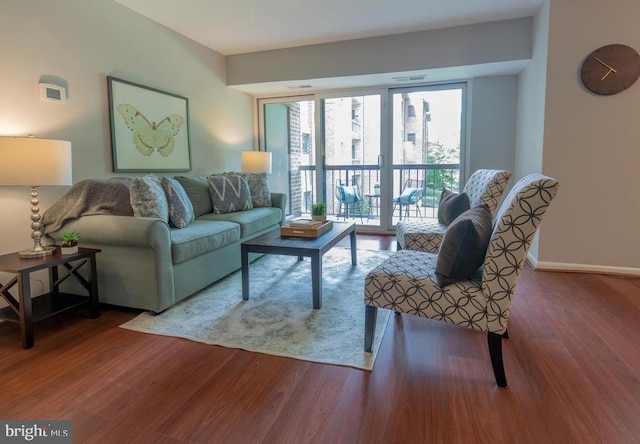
left=580, top=44, right=640, bottom=95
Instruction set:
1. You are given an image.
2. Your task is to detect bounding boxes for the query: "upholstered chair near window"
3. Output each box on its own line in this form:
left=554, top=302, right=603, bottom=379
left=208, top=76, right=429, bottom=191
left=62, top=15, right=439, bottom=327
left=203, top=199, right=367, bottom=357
left=364, top=174, right=559, bottom=387
left=396, top=169, right=512, bottom=252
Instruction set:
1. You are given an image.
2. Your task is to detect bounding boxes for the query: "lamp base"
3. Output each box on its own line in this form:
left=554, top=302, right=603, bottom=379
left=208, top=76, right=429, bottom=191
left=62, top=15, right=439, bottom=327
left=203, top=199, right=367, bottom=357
left=19, top=245, right=56, bottom=259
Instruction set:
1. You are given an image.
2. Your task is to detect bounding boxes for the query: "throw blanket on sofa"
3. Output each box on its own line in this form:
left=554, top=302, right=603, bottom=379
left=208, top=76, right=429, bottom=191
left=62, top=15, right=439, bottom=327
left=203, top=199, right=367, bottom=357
left=42, top=178, right=134, bottom=234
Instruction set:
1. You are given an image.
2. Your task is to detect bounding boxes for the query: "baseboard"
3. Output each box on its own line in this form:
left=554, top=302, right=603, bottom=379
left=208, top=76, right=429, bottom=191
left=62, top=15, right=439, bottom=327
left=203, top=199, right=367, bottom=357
left=527, top=253, right=640, bottom=277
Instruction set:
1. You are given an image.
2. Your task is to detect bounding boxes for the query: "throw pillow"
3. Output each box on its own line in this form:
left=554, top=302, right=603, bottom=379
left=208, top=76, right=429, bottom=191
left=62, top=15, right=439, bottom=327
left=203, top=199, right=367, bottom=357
left=161, top=177, right=195, bottom=229
left=438, top=188, right=471, bottom=226
left=242, top=172, right=272, bottom=208
left=398, top=187, right=421, bottom=204
left=435, top=204, right=492, bottom=288
left=338, top=185, right=360, bottom=203
left=130, top=174, right=169, bottom=222
left=207, top=174, right=253, bottom=214
left=174, top=175, right=213, bottom=217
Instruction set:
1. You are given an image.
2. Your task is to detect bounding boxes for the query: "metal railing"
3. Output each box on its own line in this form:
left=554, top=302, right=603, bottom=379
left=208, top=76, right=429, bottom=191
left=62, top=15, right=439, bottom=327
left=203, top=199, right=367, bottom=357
left=290, top=164, right=460, bottom=223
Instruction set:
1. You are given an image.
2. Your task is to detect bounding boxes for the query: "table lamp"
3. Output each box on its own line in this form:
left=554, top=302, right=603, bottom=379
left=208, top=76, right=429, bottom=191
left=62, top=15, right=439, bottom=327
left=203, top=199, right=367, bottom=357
left=241, top=150, right=272, bottom=174
left=0, top=137, right=72, bottom=258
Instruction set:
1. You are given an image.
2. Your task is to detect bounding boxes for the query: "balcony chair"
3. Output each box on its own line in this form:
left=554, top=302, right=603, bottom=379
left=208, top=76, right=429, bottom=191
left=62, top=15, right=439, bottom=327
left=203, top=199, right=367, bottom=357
left=336, top=178, right=364, bottom=222
left=392, top=178, right=425, bottom=220
left=396, top=169, right=512, bottom=252
left=364, top=174, right=559, bottom=387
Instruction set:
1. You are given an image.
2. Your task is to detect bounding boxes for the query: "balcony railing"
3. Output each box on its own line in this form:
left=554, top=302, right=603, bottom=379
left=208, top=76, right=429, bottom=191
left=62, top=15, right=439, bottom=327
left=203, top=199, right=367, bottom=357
left=290, top=163, right=460, bottom=224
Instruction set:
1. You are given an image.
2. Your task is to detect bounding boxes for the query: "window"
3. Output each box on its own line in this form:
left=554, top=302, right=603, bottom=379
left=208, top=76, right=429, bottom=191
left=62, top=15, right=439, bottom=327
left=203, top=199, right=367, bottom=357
left=302, top=133, right=311, bottom=154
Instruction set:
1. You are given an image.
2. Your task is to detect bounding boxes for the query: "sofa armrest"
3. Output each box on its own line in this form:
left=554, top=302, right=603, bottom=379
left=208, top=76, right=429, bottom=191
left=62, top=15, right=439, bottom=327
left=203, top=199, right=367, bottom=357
left=45, top=215, right=171, bottom=249
left=270, top=193, right=288, bottom=226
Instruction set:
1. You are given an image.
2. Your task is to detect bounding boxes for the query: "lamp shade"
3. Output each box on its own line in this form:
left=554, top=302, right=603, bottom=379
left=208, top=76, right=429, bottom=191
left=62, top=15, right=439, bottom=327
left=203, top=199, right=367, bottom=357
left=0, top=137, right=72, bottom=186
left=241, top=150, right=272, bottom=174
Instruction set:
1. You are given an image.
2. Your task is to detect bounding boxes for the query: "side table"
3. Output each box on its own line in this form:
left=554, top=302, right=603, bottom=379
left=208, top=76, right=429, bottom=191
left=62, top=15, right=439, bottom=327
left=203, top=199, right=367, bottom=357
left=0, top=247, right=101, bottom=349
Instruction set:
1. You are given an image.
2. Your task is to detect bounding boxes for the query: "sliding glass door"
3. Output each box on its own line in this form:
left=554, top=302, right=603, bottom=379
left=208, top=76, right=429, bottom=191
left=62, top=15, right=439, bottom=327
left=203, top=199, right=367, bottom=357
left=258, top=82, right=466, bottom=232
left=259, top=96, right=315, bottom=218
left=322, top=93, right=383, bottom=229
left=389, top=84, right=466, bottom=226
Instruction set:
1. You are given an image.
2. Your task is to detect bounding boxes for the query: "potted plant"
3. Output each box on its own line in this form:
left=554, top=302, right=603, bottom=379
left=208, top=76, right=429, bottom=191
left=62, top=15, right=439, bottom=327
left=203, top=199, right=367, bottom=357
left=60, top=231, right=80, bottom=255
left=311, top=202, right=326, bottom=222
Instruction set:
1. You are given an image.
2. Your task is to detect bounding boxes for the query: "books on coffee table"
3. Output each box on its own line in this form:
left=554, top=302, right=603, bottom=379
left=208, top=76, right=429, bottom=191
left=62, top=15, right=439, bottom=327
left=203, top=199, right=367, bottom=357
left=289, top=219, right=324, bottom=228
left=281, top=219, right=333, bottom=238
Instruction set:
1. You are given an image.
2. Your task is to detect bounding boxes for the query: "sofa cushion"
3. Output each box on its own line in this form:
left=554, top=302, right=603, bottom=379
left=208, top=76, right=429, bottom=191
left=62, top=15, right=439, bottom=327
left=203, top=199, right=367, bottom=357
left=161, top=177, right=195, bottom=229
left=242, top=172, right=272, bottom=208
left=438, top=188, right=470, bottom=226
left=208, top=174, right=253, bottom=214
left=130, top=174, right=169, bottom=222
left=170, top=220, right=240, bottom=264
left=198, top=207, right=282, bottom=238
left=435, top=204, right=492, bottom=288
left=174, top=175, right=213, bottom=217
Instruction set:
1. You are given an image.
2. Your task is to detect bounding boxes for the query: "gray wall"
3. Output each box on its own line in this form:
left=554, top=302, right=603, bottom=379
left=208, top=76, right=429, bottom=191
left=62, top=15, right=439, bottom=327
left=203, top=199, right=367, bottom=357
left=468, top=75, right=518, bottom=176
left=514, top=2, right=549, bottom=261
left=227, top=18, right=532, bottom=85
left=535, top=0, right=640, bottom=273
left=0, top=0, right=254, bottom=256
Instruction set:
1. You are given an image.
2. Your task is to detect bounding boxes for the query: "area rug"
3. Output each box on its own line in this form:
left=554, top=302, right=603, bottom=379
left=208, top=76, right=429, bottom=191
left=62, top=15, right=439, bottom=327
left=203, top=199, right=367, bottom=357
left=120, top=248, right=392, bottom=370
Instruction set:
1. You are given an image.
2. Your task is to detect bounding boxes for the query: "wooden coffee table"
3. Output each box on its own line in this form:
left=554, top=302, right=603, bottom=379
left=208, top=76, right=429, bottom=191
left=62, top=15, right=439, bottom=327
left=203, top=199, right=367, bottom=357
left=241, top=221, right=357, bottom=309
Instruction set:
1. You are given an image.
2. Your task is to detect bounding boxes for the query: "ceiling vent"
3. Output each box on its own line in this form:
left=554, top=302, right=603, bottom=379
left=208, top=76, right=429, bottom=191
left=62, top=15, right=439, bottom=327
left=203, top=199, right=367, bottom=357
left=286, top=84, right=313, bottom=89
left=392, top=75, right=426, bottom=82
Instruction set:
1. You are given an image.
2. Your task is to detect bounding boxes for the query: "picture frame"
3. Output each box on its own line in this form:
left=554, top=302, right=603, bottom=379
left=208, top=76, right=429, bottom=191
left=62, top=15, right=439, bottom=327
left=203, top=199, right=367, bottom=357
left=107, top=76, right=191, bottom=172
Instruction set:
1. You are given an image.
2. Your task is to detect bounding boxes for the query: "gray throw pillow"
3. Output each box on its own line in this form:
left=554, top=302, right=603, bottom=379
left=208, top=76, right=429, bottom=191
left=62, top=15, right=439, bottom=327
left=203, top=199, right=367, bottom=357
left=174, top=175, right=213, bottom=217
left=438, top=188, right=471, bottom=226
left=435, top=204, right=492, bottom=287
left=242, top=172, right=272, bottom=208
left=130, top=174, right=169, bottom=222
left=207, top=174, right=253, bottom=214
left=161, top=176, right=195, bottom=229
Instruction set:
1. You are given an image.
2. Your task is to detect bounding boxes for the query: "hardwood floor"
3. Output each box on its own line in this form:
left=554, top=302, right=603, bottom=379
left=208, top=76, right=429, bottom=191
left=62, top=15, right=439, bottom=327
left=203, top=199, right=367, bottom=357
left=1, top=234, right=639, bottom=443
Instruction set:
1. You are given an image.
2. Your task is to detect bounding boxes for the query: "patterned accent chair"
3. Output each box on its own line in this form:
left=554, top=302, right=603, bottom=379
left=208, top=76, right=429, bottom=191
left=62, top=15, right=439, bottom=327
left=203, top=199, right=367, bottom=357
left=364, top=174, right=559, bottom=387
left=396, top=169, right=512, bottom=252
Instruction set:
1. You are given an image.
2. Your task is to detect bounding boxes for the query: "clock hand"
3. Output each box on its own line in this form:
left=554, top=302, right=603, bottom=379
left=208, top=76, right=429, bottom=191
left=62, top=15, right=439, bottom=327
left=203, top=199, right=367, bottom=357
left=594, top=56, right=618, bottom=73
left=601, top=69, right=614, bottom=80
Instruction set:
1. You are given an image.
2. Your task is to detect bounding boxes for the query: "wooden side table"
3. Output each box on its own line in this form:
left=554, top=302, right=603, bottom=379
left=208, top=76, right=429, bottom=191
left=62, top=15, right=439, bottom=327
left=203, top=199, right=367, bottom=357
left=0, top=247, right=101, bottom=349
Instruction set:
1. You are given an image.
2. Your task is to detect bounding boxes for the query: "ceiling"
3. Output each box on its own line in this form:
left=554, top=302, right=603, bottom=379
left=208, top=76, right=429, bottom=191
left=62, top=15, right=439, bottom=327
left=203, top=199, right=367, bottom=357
left=113, top=0, right=543, bottom=93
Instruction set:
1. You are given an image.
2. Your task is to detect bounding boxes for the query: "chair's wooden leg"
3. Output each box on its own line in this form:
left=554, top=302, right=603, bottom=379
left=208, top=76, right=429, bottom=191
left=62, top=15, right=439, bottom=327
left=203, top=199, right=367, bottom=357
left=364, top=305, right=377, bottom=352
left=488, top=332, right=508, bottom=388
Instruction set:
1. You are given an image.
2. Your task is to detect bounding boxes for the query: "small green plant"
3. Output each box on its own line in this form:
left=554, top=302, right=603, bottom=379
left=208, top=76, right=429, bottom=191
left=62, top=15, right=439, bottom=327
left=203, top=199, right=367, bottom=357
left=311, top=202, right=326, bottom=216
left=61, top=231, right=80, bottom=247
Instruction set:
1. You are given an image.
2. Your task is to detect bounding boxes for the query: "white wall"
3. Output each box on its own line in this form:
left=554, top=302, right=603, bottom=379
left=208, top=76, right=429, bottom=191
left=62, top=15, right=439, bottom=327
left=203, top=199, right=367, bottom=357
left=468, top=75, right=518, bottom=177
left=537, top=0, right=640, bottom=274
left=0, top=0, right=254, bottom=256
left=514, top=1, right=549, bottom=261
left=227, top=18, right=532, bottom=86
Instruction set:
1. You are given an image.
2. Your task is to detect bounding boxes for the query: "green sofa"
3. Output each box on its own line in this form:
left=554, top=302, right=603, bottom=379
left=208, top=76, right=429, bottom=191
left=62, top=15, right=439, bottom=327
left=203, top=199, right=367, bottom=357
left=45, top=175, right=287, bottom=313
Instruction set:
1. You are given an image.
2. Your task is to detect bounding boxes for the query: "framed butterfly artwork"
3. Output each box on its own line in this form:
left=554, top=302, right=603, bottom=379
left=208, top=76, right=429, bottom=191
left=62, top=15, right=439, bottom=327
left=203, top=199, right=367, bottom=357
left=108, top=76, right=191, bottom=172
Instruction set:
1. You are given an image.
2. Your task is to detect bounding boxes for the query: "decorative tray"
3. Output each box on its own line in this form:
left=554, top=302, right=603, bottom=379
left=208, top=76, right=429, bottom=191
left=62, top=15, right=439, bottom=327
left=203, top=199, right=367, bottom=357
left=280, top=220, right=333, bottom=238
